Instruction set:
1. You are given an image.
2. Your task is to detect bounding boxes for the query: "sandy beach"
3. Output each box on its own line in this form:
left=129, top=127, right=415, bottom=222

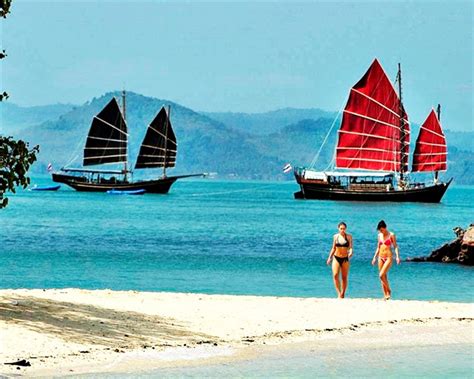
left=0, top=289, right=472, bottom=377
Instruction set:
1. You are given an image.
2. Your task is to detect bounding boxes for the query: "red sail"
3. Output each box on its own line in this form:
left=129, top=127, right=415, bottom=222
left=336, top=59, right=410, bottom=172
left=412, top=110, right=447, bottom=172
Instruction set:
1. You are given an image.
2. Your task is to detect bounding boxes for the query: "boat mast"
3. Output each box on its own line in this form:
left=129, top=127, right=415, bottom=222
left=397, top=63, right=408, bottom=184
left=163, top=105, right=170, bottom=178
left=435, top=103, right=441, bottom=182
left=122, top=89, right=128, bottom=181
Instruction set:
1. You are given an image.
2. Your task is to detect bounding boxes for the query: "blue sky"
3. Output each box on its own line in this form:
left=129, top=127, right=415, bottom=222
left=1, top=1, right=472, bottom=130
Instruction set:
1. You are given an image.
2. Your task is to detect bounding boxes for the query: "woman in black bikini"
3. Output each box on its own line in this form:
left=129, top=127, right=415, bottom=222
left=371, top=220, right=400, bottom=300
left=326, top=222, right=353, bottom=298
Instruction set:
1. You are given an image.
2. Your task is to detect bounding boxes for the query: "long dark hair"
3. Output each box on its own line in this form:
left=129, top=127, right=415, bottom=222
left=377, top=220, right=387, bottom=230
left=338, top=221, right=347, bottom=228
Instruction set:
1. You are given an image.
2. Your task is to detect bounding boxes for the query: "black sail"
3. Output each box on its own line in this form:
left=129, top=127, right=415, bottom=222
left=83, top=98, right=128, bottom=166
left=135, top=107, right=177, bottom=169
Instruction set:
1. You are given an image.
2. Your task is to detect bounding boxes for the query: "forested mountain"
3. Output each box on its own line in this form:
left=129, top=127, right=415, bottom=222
left=3, top=91, right=473, bottom=183
left=15, top=92, right=284, bottom=179
left=0, top=102, right=75, bottom=134
left=203, top=108, right=336, bottom=135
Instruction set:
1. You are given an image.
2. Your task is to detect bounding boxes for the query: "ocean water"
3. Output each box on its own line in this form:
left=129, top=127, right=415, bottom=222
left=0, top=178, right=472, bottom=302
left=125, top=343, right=473, bottom=378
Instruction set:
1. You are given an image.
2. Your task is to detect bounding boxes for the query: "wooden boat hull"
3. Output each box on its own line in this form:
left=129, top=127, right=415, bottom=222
left=294, top=178, right=452, bottom=203
left=52, top=173, right=190, bottom=194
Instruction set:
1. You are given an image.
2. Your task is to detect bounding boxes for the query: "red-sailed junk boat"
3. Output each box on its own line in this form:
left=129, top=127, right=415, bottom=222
left=294, top=59, right=451, bottom=202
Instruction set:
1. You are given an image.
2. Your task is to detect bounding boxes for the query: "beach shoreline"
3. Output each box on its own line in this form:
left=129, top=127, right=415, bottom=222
left=0, top=289, right=472, bottom=377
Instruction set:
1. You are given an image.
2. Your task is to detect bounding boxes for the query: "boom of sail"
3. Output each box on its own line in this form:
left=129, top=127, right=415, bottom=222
left=135, top=107, right=177, bottom=169
left=83, top=98, right=128, bottom=166
left=335, top=58, right=410, bottom=172
left=412, top=109, right=447, bottom=172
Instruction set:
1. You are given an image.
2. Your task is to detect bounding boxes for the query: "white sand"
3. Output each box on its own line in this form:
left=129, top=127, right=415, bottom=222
left=0, top=289, right=472, bottom=377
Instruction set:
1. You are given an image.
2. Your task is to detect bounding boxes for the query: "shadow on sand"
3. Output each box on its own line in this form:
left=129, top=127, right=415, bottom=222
left=0, top=295, right=215, bottom=348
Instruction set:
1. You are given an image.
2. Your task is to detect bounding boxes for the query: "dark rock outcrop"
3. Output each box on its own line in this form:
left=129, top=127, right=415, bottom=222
left=407, top=224, right=474, bottom=266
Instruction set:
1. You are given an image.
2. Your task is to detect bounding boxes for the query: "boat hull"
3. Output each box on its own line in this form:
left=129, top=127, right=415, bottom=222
left=107, top=189, right=147, bottom=195
left=294, top=178, right=452, bottom=203
left=52, top=173, right=180, bottom=193
left=31, top=185, right=61, bottom=191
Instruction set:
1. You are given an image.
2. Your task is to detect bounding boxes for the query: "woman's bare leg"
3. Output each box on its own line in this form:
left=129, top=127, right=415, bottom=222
left=378, top=258, right=393, bottom=299
left=331, top=258, right=342, bottom=298
left=377, top=259, right=388, bottom=297
left=340, top=260, right=350, bottom=298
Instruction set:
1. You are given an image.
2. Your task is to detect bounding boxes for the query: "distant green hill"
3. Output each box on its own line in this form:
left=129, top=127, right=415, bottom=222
left=17, top=92, right=284, bottom=179
left=247, top=118, right=338, bottom=171
left=0, top=102, right=76, bottom=134
left=4, top=91, right=473, bottom=184
left=203, top=108, right=336, bottom=135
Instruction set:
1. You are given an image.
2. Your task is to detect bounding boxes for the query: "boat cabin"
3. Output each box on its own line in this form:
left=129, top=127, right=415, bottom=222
left=298, top=169, right=395, bottom=191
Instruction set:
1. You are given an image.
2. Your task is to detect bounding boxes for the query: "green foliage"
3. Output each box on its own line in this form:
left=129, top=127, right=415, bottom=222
left=0, top=50, right=7, bottom=100
left=0, top=137, right=39, bottom=207
left=1, top=0, right=40, bottom=208
left=1, top=0, right=12, bottom=18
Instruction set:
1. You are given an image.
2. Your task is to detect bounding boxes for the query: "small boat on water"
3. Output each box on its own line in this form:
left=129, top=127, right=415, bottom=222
left=52, top=91, right=204, bottom=193
left=294, top=59, right=452, bottom=203
left=106, top=189, right=146, bottom=195
left=30, top=184, right=61, bottom=191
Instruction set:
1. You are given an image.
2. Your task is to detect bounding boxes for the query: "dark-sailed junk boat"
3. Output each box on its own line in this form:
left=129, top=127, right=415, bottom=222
left=294, top=59, right=452, bottom=203
left=52, top=91, right=204, bottom=193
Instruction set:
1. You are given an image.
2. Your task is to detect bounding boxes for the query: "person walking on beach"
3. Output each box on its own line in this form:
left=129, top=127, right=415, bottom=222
left=326, top=222, right=353, bottom=298
left=371, top=220, right=400, bottom=300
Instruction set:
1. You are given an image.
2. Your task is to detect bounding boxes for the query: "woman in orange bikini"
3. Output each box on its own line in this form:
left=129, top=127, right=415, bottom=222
left=327, top=222, right=353, bottom=298
left=371, top=220, right=400, bottom=300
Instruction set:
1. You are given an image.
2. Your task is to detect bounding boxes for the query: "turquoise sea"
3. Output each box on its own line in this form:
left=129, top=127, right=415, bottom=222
left=106, top=343, right=473, bottom=378
left=1, top=178, right=473, bottom=302
left=2, top=178, right=473, bottom=377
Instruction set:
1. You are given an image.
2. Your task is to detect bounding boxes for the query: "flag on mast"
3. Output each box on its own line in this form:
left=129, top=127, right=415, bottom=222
left=283, top=163, right=292, bottom=173
left=47, top=163, right=53, bottom=172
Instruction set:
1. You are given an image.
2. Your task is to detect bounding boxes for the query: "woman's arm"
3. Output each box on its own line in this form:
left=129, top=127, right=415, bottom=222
left=392, top=233, right=400, bottom=264
left=371, top=234, right=380, bottom=265
left=327, top=236, right=336, bottom=265
left=348, top=234, right=353, bottom=258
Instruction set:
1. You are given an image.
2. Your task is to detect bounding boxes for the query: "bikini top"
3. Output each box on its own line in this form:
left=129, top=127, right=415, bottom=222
left=378, top=234, right=392, bottom=247
left=335, top=235, right=350, bottom=248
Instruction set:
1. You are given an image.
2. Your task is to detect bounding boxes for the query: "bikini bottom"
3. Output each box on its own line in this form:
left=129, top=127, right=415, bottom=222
left=379, top=256, right=392, bottom=263
left=334, top=256, right=349, bottom=265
